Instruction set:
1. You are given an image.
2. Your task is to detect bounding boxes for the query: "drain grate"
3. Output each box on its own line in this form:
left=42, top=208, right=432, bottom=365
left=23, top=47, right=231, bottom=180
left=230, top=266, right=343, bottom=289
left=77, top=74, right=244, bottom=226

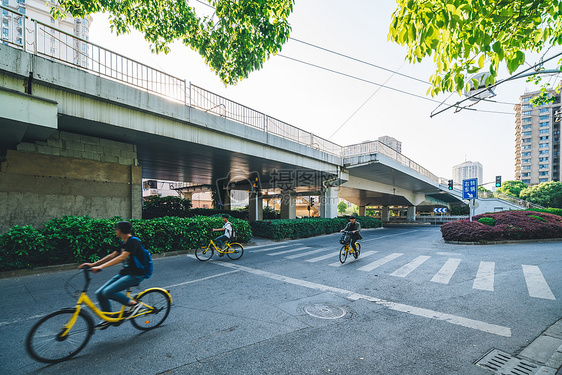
left=474, top=349, right=540, bottom=375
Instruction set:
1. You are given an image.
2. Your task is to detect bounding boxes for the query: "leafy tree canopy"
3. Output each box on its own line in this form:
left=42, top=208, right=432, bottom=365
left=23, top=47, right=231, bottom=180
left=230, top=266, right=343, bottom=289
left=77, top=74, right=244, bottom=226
left=53, top=0, right=294, bottom=85
left=388, top=0, right=562, bottom=98
left=519, top=181, right=562, bottom=208
left=497, top=180, right=528, bottom=197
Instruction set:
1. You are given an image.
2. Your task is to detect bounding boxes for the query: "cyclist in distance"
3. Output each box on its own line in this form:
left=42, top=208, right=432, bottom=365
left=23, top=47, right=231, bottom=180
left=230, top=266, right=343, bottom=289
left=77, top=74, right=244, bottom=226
left=78, top=221, right=145, bottom=330
left=212, top=214, right=233, bottom=254
left=341, top=215, right=362, bottom=252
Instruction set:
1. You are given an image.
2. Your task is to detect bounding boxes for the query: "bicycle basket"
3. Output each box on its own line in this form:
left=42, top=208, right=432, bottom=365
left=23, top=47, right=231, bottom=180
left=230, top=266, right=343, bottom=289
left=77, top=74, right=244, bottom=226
left=340, top=233, right=351, bottom=245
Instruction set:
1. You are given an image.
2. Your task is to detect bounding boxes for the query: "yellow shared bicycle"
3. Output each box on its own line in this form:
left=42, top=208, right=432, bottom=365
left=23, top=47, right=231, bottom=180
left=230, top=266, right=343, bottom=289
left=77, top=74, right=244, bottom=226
left=25, top=266, right=172, bottom=363
left=195, top=236, right=244, bottom=261
left=339, top=231, right=361, bottom=264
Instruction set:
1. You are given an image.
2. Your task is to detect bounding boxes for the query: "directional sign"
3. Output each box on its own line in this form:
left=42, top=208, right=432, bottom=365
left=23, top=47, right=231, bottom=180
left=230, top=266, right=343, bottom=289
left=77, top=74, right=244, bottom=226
left=462, top=178, right=478, bottom=200
left=433, top=208, right=447, bottom=213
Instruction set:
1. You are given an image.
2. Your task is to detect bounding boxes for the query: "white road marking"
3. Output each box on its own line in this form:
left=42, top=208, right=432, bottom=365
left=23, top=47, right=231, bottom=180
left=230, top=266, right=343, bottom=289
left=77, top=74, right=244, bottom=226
left=522, top=265, right=556, bottom=300
left=267, top=247, right=310, bottom=256
left=0, top=314, right=47, bottom=327
left=250, top=245, right=293, bottom=253
left=329, top=251, right=379, bottom=267
left=473, top=261, right=495, bottom=291
left=360, top=231, right=419, bottom=242
left=285, top=248, right=329, bottom=259
left=436, top=252, right=463, bottom=256
left=357, top=253, right=404, bottom=272
left=306, top=252, right=339, bottom=263
left=431, top=259, right=462, bottom=284
left=213, top=262, right=512, bottom=337
left=390, top=256, right=431, bottom=277
left=165, top=269, right=240, bottom=288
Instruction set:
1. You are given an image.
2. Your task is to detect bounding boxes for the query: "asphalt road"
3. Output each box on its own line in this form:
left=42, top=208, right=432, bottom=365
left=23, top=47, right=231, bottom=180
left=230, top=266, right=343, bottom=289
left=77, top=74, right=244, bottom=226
left=1, top=226, right=561, bottom=374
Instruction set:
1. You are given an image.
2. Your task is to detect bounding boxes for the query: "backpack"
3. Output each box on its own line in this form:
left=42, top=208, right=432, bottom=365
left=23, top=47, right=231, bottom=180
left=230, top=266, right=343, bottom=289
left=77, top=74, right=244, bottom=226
left=131, top=237, right=153, bottom=279
left=228, top=222, right=238, bottom=242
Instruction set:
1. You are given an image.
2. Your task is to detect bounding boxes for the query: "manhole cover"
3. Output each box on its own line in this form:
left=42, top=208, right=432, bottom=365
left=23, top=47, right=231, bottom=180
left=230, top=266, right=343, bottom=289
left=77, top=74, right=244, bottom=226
left=474, top=349, right=540, bottom=374
left=303, top=303, right=346, bottom=319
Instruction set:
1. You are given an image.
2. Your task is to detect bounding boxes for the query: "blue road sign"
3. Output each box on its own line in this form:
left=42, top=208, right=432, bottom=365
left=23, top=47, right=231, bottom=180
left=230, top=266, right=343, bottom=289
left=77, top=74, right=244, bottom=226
left=433, top=208, right=447, bottom=213
left=462, top=178, right=478, bottom=200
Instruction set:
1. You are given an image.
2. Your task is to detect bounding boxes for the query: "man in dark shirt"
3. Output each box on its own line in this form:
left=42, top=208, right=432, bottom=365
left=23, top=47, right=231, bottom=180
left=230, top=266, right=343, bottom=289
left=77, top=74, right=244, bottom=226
left=79, top=221, right=145, bottom=330
left=341, top=215, right=362, bottom=251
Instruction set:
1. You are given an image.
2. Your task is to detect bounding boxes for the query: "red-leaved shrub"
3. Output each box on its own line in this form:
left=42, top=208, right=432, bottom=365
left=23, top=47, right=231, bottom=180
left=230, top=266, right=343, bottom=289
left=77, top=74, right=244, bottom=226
left=441, top=210, right=562, bottom=242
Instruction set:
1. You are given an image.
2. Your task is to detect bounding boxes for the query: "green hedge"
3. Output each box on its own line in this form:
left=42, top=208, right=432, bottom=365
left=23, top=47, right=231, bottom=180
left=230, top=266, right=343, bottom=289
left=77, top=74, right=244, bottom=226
left=0, top=215, right=252, bottom=272
left=526, top=208, right=562, bottom=217
left=250, top=216, right=382, bottom=240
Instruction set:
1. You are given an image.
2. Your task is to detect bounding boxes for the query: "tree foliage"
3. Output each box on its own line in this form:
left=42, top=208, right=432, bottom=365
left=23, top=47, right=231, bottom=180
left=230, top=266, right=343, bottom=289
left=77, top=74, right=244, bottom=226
left=52, top=0, right=294, bottom=85
left=497, top=180, right=528, bottom=198
left=389, top=0, right=562, bottom=97
left=520, top=181, right=562, bottom=208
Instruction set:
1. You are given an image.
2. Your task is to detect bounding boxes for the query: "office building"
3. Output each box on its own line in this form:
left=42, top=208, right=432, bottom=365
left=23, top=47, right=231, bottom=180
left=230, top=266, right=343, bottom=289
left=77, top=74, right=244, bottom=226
left=452, top=161, right=483, bottom=185
left=378, top=136, right=402, bottom=153
left=1, top=0, right=91, bottom=67
left=514, top=89, right=561, bottom=185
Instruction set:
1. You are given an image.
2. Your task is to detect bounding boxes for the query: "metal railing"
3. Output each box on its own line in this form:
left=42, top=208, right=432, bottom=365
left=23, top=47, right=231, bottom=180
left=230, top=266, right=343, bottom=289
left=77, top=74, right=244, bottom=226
left=342, top=140, right=440, bottom=183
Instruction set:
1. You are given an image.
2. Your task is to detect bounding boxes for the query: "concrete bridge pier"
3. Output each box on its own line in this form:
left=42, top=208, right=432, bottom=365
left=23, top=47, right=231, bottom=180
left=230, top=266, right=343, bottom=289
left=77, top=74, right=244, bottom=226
left=249, top=193, right=263, bottom=221
left=381, top=206, right=390, bottom=222
left=407, top=206, right=417, bottom=221
left=280, top=193, right=297, bottom=220
left=320, top=187, right=338, bottom=219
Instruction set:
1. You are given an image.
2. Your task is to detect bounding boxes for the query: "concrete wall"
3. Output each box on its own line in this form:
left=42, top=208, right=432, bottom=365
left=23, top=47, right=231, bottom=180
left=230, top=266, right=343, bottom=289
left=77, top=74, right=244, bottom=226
left=0, top=131, right=142, bottom=232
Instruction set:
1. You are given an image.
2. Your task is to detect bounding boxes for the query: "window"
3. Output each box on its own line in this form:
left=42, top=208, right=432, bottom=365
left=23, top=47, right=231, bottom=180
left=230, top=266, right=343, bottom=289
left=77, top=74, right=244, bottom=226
left=539, top=164, right=549, bottom=169
left=522, top=158, right=531, bottom=163
left=2, top=28, right=8, bottom=39
left=523, top=145, right=532, bottom=150
left=540, top=122, right=549, bottom=127
left=522, top=152, right=531, bottom=156
left=522, top=179, right=531, bottom=183
left=540, top=108, right=550, bottom=113
left=540, top=150, right=549, bottom=155
left=523, top=124, right=532, bottom=129
left=50, top=18, right=55, bottom=24
left=540, top=157, right=549, bottom=162
left=522, top=165, right=531, bottom=170
left=539, top=171, right=549, bottom=176
left=540, top=115, right=549, bottom=120
left=523, top=138, right=531, bottom=143
left=540, top=143, right=549, bottom=148
left=540, top=129, right=549, bottom=134
left=523, top=131, right=532, bottom=136
left=540, top=136, right=549, bottom=141
left=523, top=117, right=532, bottom=123
left=523, top=97, right=531, bottom=102
left=539, top=178, right=549, bottom=183
left=522, top=172, right=531, bottom=177
left=17, top=7, right=25, bottom=14
left=523, top=111, right=532, bottom=116
left=523, top=104, right=532, bottom=109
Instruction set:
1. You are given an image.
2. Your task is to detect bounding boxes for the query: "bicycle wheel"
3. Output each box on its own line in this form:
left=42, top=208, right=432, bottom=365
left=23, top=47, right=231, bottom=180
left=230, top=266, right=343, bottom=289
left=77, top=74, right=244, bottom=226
left=26, top=308, right=93, bottom=364
left=130, top=289, right=171, bottom=331
left=339, top=245, right=348, bottom=264
left=195, top=246, right=213, bottom=261
left=353, top=243, right=361, bottom=259
left=226, top=243, right=244, bottom=260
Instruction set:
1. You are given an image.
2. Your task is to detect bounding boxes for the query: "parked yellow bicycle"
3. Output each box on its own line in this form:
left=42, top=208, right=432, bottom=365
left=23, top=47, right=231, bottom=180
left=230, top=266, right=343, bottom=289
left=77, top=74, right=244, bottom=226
left=25, top=267, right=172, bottom=363
left=339, top=231, right=361, bottom=264
left=195, top=236, right=244, bottom=261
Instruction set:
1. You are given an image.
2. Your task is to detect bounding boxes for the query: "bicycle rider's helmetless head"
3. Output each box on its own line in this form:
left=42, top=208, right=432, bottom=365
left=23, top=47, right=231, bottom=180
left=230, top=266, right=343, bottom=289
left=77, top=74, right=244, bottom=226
left=349, top=215, right=356, bottom=222
left=222, top=214, right=229, bottom=223
left=115, top=221, right=133, bottom=239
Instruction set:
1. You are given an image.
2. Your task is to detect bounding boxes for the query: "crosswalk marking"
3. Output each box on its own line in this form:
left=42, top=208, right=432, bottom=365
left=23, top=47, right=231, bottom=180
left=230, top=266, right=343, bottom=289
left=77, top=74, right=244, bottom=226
left=522, top=265, right=556, bottom=300
left=285, top=248, right=329, bottom=259
left=328, top=251, right=379, bottom=267
left=306, top=252, right=339, bottom=263
left=357, top=253, right=404, bottom=272
left=431, top=258, right=462, bottom=284
left=390, top=255, right=431, bottom=277
left=267, top=247, right=310, bottom=256
left=473, top=261, right=495, bottom=291
left=251, top=245, right=293, bottom=253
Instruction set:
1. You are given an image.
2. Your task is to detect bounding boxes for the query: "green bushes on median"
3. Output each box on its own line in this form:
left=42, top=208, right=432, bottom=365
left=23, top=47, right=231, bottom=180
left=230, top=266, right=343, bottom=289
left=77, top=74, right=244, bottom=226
left=250, top=216, right=382, bottom=240
left=0, top=215, right=252, bottom=272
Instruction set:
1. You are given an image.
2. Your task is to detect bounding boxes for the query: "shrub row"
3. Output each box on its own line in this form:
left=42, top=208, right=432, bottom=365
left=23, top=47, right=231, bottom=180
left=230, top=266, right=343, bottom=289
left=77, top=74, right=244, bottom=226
left=526, top=208, right=562, bottom=217
left=0, top=215, right=252, bottom=272
left=441, top=210, right=562, bottom=242
left=251, top=216, right=382, bottom=240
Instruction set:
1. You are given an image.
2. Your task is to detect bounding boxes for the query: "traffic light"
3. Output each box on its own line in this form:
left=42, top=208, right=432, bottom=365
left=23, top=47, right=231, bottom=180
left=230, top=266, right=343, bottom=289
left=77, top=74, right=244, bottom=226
left=448, top=180, right=454, bottom=190
left=495, top=176, right=502, bottom=188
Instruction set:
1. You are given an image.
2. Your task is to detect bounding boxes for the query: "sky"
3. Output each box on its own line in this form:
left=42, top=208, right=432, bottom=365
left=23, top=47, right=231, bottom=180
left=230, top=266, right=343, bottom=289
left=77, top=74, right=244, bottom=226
left=87, top=0, right=557, bottom=187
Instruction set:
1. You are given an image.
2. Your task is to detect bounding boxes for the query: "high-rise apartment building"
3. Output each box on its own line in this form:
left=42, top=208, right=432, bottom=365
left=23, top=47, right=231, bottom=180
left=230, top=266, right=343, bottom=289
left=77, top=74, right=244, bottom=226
left=378, top=136, right=402, bottom=153
left=452, top=161, right=483, bottom=185
left=514, top=89, right=561, bottom=185
left=1, top=0, right=91, bottom=67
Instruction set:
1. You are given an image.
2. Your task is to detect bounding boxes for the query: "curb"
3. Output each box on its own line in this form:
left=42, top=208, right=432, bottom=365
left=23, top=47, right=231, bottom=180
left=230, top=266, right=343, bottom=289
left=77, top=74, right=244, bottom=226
left=445, top=238, right=562, bottom=245
left=518, top=318, right=562, bottom=374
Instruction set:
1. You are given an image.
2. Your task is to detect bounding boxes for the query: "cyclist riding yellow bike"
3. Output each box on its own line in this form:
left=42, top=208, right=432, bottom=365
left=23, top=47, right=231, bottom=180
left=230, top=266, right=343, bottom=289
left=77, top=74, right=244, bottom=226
left=341, top=215, right=362, bottom=252
left=79, top=221, right=147, bottom=330
left=212, top=214, right=234, bottom=256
